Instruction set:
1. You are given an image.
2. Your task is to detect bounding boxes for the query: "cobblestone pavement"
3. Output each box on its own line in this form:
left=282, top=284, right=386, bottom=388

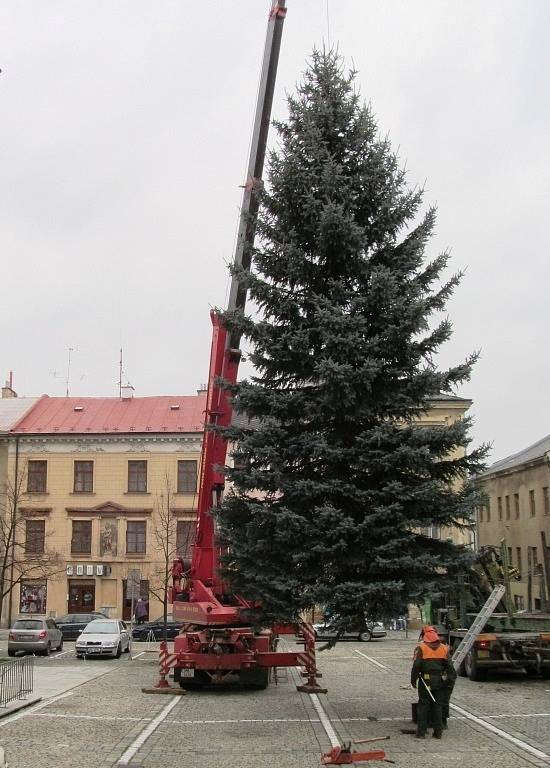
left=0, top=634, right=548, bottom=767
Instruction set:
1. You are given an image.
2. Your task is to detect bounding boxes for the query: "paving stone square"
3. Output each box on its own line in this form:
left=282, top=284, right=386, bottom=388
left=0, top=635, right=548, bottom=768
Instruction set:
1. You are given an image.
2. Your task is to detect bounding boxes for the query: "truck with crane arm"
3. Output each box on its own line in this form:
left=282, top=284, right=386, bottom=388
left=163, top=0, right=324, bottom=692
left=423, top=542, right=550, bottom=681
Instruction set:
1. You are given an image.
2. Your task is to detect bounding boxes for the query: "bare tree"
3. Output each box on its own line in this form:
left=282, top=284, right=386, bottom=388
left=0, top=461, right=64, bottom=624
left=148, top=473, right=197, bottom=640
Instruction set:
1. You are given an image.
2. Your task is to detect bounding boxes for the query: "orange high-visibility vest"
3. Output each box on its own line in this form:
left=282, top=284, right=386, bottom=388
left=417, top=642, right=449, bottom=660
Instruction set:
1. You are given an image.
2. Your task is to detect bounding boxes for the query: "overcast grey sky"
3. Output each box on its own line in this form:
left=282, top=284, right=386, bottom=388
left=1, top=1, right=549, bottom=463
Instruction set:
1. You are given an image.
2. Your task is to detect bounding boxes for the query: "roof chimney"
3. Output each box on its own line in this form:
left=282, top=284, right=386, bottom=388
left=197, top=384, right=207, bottom=395
left=121, top=384, right=135, bottom=401
left=2, top=371, right=17, bottom=399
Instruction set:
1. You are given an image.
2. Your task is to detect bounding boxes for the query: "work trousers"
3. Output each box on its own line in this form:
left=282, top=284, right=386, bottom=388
left=416, top=683, right=446, bottom=736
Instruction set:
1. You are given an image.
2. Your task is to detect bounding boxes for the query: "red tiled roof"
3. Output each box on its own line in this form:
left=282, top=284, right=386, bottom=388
left=13, top=395, right=207, bottom=435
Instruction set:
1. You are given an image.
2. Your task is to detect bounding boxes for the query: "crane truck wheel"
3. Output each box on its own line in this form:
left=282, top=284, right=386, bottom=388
left=464, top=649, right=488, bottom=682
left=358, top=630, right=372, bottom=642
left=239, top=668, right=270, bottom=689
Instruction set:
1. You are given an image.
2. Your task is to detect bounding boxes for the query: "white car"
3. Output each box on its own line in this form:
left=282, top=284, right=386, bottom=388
left=75, top=619, right=131, bottom=658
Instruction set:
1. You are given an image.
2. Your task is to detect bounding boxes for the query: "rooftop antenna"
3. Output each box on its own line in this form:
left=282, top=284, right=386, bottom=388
left=65, top=346, right=75, bottom=397
left=118, top=348, right=123, bottom=399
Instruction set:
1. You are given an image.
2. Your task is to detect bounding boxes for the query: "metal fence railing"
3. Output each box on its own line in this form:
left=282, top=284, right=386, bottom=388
left=0, top=656, right=34, bottom=708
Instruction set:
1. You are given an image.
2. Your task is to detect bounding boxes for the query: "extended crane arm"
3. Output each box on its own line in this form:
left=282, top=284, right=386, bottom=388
left=172, top=1, right=287, bottom=626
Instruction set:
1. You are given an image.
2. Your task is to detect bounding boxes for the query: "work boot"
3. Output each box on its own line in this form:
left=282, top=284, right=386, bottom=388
left=433, top=731, right=443, bottom=739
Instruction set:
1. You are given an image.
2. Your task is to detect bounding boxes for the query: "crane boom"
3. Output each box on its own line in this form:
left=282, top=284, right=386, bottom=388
left=172, top=0, right=287, bottom=627
left=227, top=0, right=287, bottom=321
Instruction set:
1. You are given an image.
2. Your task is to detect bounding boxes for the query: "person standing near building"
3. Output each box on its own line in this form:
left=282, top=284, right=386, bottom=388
left=134, top=597, right=148, bottom=625
left=411, top=628, right=456, bottom=739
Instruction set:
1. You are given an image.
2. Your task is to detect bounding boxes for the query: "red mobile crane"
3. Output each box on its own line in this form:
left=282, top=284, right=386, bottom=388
left=163, top=0, right=324, bottom=692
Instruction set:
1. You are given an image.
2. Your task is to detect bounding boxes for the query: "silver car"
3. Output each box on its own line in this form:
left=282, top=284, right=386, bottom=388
left=8, top=617, right=63, bottom=656
left=75, top=619, right=131, bottom=658
left=313, top=619, right=387, bottom=642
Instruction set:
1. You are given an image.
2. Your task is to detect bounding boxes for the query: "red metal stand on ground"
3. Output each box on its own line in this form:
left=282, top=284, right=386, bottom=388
left=155, top=642, right=170, bottom=688
left=321, top=745, right=387, bottom=765
left=296, top=622, right=327, bottom=694
left=321, top=737, right=389, bottom=765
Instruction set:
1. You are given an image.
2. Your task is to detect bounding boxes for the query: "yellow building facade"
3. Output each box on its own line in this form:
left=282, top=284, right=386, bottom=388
left=416, top=395, right=474, bottom=547
left=1, top=395, right=204, bottom=626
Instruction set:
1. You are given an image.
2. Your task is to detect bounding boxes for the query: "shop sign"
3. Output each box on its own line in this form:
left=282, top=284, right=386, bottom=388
left=66, top=563, right=112, bottom=577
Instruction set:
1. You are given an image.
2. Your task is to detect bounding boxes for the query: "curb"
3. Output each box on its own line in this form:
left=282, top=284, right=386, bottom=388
left=0, top=697, right=42, bottom=719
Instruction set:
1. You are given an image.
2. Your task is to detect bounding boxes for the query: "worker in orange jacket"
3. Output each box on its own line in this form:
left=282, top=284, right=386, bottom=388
left=411, top=628, right=456, bottom=738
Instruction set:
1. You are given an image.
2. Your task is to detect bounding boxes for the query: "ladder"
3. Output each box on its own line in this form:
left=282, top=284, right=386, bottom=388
left=451, top=584, right=506, bottom=672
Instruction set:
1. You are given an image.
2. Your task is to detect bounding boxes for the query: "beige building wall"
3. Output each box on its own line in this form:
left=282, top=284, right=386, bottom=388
left=2, top=434, right=201, bottom=625
left=477, top=457, right=550, bottom=611
left=416, top=397, right=474, bottom=547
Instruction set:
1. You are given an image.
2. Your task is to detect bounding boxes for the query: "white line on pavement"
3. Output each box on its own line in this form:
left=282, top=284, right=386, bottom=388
left=131, top=651, right=145, bottom=660
left=484, top=713, right=550, bottom=719
left=309, top=694, right=340, bottom=748
left=0, top=691, right=74, bottom=728
left=117, top=697, right=180, bottom=766
left=354, top=649, right=390, bottom=670
left=450, top=703, right=550, bottom=763
left=31, top=712, right=151, bottom=722
left=290, top=654, right=341, bottom=749
left=51, top=650, right=71, bottom=659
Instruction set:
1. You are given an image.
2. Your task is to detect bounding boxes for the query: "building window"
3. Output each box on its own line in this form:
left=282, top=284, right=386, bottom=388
left=507, top=546, right=513, bottom=566
left=514, top=493, right=520, bottom=519
left=128, top=460, right=147, bottom=493
left=505, top=495, right=510, bottom=520
left=177, top=460, right=197, bottom=494
left=529, top=490, right=536, bottom=517
left=71, top=520, right=92, bottom=554
left=20, top=581, right=47, bottom=614
left=543, top=487, right=550, bottom=516
left=176, top=520, right=195, bottom=558
left=514, top=594, right=525, bottom=611
left=497, top=497, right=502, bottom=520
left=74, top=461, right=93, bottom=493
left=531, top=546, right=538, bottom=566
left=25, top=519, right=45, bottom=554
left=422, top=525, right=441, bottom=539
left=126, top=521, right=146, bottom=554
left=27, top=460, right=47, bottom=493
left=516, top=547, right=522, bottom=576
left=477, top=506, right=483, bottom=523
left=486, top=503, right=491, bottom=522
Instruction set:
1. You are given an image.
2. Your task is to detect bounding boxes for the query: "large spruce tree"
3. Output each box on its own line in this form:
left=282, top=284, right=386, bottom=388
left=216, top=50, right=487, bottom=629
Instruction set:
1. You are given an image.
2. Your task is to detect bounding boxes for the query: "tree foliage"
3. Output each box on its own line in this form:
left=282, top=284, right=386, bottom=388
left=216, top=50, right=488, bottom=629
